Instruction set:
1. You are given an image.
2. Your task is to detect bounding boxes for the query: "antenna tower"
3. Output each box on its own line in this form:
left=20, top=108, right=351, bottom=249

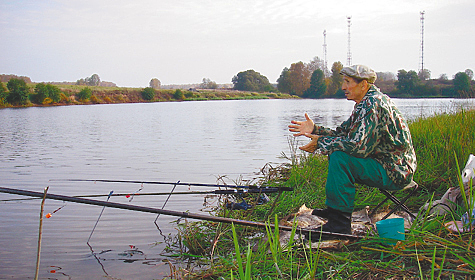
left=323, top=30, right=329, bottom=76
left=419, top=11, right=425, bottom=72
left=347, top=16, right=352, bottom=66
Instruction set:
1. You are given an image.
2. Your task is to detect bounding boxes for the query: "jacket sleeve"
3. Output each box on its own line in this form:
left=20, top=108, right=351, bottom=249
left=313, top=118, right=351, bottom=137
left=316, top=104, right=381, bottom=157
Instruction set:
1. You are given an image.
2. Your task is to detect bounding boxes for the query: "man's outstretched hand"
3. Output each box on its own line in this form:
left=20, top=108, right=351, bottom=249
left=289, top=113, right=321, bottom=153
left=289, top=113, right=315, bottom=136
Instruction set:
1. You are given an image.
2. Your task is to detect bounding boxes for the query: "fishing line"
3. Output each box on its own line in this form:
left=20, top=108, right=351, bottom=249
left=154, top=181, right=179, bottom=236
left=86, top=190, right=113, bottom=276
left=87, top=191, right=113, bottom=243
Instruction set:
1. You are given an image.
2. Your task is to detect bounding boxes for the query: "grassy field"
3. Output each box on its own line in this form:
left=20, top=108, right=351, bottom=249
left=165, top=109, right=475, bottom=279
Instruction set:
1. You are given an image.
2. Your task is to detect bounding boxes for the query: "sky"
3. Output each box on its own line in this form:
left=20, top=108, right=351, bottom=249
left=1, top=0, right=474, bottom=88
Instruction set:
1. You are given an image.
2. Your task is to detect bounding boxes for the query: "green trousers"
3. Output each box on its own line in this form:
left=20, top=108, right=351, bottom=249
left=325, top=151, right=403, bottom=213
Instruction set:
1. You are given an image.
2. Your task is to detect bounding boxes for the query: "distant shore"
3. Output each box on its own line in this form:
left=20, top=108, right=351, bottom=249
left=0, top=84, right=298, bottom=109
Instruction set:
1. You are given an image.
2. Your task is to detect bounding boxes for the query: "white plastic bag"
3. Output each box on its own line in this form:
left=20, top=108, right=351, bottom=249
left=462, top=154, right=475, bottom=187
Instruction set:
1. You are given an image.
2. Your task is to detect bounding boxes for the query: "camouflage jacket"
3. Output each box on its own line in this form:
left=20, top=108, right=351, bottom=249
left=314, top=85, right=417, bottom=187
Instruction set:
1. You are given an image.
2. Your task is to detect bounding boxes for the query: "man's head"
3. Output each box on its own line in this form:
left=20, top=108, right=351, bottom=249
left=340, top=65, right=377, bottom=84
left=340, top=65, right=376, bottom=104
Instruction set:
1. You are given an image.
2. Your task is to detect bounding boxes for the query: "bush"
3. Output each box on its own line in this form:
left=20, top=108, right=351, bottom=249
left=34, top=83, right=61, bottom=104
left=173, top=89, right=184, bottom=100
left=90, top=95, right=100, bottom=104
left=184, top=91, right=193, bottom=98
left=0, top=82, right=7, bottom=105
left=103, top=96, right=112, bottom=103
left=76, top=87, right=92, bottom=101
left=60, top=93, right=69, bottom=103
left=141, top=87, right=155, bottom=101
left=6, top=78, right=30, bottom=105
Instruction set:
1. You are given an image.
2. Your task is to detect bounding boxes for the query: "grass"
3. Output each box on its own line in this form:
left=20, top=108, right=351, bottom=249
left=165, top=108, right=475, bottom=279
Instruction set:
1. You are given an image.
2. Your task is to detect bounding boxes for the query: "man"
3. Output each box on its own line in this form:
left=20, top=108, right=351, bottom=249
left=288, top=65, right=417, bottom=235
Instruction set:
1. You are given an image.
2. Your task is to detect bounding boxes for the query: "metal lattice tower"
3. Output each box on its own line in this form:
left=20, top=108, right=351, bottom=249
left=323, top=29, right=329, bottom=76
left=419, top=11, right=425, bottom=72
left=347, top=16, right=352, bottom=66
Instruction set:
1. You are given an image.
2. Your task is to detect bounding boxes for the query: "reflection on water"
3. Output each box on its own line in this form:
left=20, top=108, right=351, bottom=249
left=0, top=98, right=473, bottom=279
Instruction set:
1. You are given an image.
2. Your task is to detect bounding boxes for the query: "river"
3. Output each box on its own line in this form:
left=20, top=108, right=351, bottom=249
left=0, top=98, right=473, bottom=279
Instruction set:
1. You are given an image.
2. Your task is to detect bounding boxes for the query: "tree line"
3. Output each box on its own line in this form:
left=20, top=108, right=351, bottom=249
left=231, top=57, right=475, bottom=98
left=1, top=63, right=474, bottom=107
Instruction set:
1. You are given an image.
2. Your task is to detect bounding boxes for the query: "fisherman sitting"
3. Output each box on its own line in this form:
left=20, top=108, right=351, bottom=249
left=289, top=65, right=417, bottom=236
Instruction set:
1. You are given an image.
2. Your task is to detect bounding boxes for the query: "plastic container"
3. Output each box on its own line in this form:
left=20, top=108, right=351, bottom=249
left=375, top=218, right=405, bottom=245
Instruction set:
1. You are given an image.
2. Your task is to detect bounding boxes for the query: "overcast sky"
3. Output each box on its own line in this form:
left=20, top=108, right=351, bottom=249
left=1, top=0, right=474, bottom=87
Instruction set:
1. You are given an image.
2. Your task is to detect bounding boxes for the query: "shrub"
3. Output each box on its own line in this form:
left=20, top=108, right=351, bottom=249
left=6, top=78, right=30, bottom=105
left=76, top=87, right=92, bottom=101
left=103, top=96, right=112, bottom=103
left=60, top=93, right=69, bottom=103
left=34, top=83, right=61, bottom=104
left=184, top=91, right=193, bottom=98
left=141, top=87, right=155, bottom=101
left=90, top=95, right=100, bottom=104
left=115, top=94, right=124, bottom=101
left=173, top=89, right=184, bottom=100
left=42, top=97, right=53, bottom=105
left=0, top=82, right=7, bottom=105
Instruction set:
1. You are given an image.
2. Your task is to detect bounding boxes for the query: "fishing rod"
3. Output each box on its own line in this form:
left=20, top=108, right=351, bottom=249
left=0, top=188, right=285, bottom=202
left=0, top=186, right=361, bottom=240
left=52, top=179, right=294, bottom=191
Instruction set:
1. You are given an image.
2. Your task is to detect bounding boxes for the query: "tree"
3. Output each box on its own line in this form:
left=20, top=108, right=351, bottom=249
left=232, top=70, right=272, bottom=92
left=76, top=87, right=92, bottom=101
left=288, top=61, right=311, bottom=96
left=396, top=70, right=419, bottom=95
left=6, top=78, right=29, bottom=105
left=0, top=82, right=7, bottom=105
left=277, top=67, right=292, bottom=94
left=306, top=56, right=326, bottom=75
left=304, top=69, right=327, bottom=99
left=141, top=87, right=156, bottom=101
left=173, top=89, right=184, bottom=100
left=34, top=83, right=61, bottom=104
left=326, top=61, right=344, bottom=97
left=149, top=78, right=161, bottom=89
left=86, top=74, right=101, bottom=86
left=77, top=74, right=101, bottom=86
left=376, top=72, right=396, bottom=82
left=465, top=69, right=474, bottom=80
left=438, top=73, right=448, bottom=81
left=418, top=69, right=431, bottom=81
left=453, top=72, right=471, bottom=94
left=200, top=78, right=218, bottom=89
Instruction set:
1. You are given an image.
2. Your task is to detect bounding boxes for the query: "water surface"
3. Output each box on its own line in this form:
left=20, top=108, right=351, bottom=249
left=0, top=98, right=472, bottom=279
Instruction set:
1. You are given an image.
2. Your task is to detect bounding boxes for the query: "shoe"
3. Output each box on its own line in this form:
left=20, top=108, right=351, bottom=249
left=304, top=208, right=352, bottom=241
left=311, top=207, right=333, bottom=218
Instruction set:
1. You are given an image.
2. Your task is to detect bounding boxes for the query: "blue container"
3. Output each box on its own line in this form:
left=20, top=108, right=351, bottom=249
left=376, top=218, right=405, bottom=245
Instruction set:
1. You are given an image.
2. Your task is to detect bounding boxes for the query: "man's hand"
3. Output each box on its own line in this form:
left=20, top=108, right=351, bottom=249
left=299, top=133, right=320, bottom=153
left=289, top=113, right=316, bottom=137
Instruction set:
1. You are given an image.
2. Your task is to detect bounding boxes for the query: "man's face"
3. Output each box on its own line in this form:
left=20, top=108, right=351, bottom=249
left=341, top=76, right=367, bottom=104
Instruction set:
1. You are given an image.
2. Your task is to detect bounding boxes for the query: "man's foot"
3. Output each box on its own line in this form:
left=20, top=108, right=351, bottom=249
left=311, top=207, right=333, bottom=218
left=304, top=208, right=352, bottom=241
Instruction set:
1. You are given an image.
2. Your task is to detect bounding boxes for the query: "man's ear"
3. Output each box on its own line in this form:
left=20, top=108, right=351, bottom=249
left=361, top=79, right=369, bottom=89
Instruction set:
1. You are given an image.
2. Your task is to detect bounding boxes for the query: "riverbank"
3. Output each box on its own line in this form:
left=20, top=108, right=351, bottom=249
left=170, top=109, right=475, bottom=279
left=0, top=83, right=298, bottom=108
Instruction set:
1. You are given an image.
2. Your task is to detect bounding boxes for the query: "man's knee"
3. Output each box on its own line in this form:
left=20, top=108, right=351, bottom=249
left=329, top=151, right=350, bottom=165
